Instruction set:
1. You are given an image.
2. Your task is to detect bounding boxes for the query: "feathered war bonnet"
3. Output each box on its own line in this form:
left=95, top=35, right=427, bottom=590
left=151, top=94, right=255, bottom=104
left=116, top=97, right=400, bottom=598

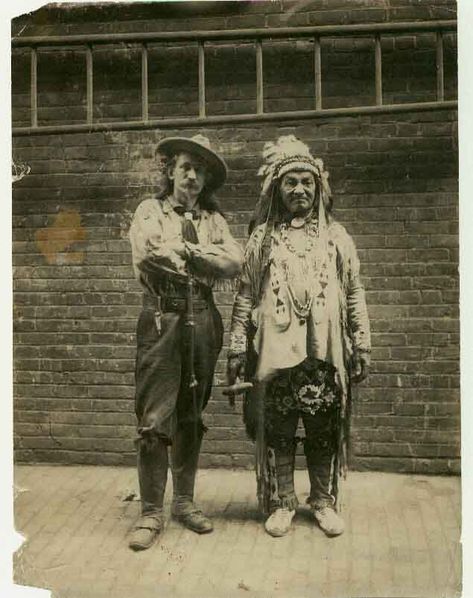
left=250, top=135, right=332, bottom=230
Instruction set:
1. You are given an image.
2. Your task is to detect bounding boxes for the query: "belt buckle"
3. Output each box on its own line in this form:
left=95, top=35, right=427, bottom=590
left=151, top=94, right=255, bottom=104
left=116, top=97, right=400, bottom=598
left=165, top=298, right=181, bottom=312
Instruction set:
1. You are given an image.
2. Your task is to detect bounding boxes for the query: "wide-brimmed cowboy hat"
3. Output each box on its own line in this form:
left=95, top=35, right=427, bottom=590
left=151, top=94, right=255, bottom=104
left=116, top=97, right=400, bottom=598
left=157, top=134, right=227, bottom=192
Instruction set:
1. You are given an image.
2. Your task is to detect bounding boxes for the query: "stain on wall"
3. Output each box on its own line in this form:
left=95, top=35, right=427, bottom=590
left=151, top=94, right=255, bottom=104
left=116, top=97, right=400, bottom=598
left=35, top=210, right=87, bottom=265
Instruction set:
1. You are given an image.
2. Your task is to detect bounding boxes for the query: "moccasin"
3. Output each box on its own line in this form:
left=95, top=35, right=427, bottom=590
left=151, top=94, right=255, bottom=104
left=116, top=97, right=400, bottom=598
left=264, top=508, right=296, bottom=537
left=313, top=507, right=345, bottom=537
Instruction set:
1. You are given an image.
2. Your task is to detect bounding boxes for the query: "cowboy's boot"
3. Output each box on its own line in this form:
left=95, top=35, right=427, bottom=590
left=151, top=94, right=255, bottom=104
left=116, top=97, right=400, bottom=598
left=171, top=422, right=213, bottom=534
left=129, top=437, right=168, bottom=551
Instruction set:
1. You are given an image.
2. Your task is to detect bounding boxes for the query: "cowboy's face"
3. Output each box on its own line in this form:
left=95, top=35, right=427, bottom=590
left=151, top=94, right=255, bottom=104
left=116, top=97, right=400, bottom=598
left=169, top=151, right=208, bottom=201
left=279, top=170, right=317, bottom=216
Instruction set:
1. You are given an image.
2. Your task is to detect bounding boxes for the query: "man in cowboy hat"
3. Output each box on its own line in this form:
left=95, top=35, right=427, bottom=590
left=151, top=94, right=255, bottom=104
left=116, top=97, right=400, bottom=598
left=228, top=135, right=370, bottom=538
left=128, top=134, right=242, bottom=550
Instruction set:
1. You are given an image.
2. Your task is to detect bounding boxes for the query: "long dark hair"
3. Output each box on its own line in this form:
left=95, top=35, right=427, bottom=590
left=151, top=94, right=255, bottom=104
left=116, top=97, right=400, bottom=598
left=248, top=174, right=333, bottom=235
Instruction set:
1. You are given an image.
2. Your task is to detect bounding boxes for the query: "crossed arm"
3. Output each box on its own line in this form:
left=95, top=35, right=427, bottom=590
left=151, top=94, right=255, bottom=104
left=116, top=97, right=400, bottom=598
left=129, top=202, right=243, bottom=281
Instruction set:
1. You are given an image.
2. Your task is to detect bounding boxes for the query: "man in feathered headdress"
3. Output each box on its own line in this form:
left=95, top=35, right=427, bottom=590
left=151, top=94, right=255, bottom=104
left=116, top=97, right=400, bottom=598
left=128, top=134, right=242, bottom=550
left=228, top=135, right=370, bottom=537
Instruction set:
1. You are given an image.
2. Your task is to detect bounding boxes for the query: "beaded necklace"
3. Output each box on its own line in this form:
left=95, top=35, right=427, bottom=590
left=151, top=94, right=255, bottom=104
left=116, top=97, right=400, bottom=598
left=278, top=220, right=319, bottom=320
left=279, top=220, right=318, bottom=257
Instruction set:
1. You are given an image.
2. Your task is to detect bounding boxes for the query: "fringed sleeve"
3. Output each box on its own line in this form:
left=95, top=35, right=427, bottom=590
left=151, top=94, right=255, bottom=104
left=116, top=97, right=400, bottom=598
left=330, top=223, right=371, bottom=507
left=335, top=224, right=371, bottom=354
left=229, top=225, right=267, bottom=356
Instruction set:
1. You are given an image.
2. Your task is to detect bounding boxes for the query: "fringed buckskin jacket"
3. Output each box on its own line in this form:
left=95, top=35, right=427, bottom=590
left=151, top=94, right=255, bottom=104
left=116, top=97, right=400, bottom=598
left=229, top=218, right=371, bottom=402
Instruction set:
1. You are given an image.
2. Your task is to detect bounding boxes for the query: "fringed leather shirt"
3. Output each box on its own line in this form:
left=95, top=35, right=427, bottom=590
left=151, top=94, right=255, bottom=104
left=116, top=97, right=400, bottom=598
left=229, top=219, right=371, bottom=389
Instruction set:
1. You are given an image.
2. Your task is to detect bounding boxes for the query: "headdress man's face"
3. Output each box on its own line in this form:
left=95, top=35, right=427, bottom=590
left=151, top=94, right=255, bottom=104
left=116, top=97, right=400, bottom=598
left=169, top=151, right=208, bottom=200
left=279, top=170, right=317, bottom=217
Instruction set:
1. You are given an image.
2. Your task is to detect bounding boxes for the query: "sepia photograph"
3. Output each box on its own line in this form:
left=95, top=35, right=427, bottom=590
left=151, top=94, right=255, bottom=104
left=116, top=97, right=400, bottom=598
left=10, top=0, right=462, bottom=596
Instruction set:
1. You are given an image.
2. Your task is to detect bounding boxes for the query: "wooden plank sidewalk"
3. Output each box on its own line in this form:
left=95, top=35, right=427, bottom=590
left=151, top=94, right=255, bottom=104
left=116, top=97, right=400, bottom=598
left=13, top=466, right=461, bottom=598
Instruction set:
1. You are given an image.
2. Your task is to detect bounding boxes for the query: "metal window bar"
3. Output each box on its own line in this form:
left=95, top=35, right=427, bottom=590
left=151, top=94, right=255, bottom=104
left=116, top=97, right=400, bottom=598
left=141, top=43, right=149, bottom=121
left=314, top=36, right=322, bottom=110
left=12, top=20, right=457, bottom=136
left=12, top=21, right=456, bottom=45
left=198, top=41, right=206, bottom=118
left=86, top=45, right=93, bottom=124
left=375, top=33, right=382, bottom=106
left=256, top=39, right=263, bottom=115
left=436, top=31, right=445, bottom=102
left=30, top=47, right=37, bottom=127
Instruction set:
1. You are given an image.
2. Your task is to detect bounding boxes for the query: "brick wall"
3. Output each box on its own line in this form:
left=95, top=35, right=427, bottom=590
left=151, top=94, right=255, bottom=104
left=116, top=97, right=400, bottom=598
left=12, top=0, right=459, bottom=473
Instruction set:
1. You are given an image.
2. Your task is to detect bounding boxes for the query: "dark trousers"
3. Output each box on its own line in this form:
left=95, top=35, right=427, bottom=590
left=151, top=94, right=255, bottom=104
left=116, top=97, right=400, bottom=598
left=134, top=299, right=223, bottom=516
left=265, top=407, right=339, bottom=512
left=138, top=420, right=204, bottom=516
left=264, top=359, right=340, bottom=512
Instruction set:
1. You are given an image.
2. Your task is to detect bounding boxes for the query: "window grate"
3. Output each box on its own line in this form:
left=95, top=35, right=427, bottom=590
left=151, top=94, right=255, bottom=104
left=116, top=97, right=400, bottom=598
left=12, top=20, right=457, bottom=136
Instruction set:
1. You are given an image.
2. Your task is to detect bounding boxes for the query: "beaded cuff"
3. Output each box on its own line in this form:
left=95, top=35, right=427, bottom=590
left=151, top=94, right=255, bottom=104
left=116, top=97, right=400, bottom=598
left=352, top=329, right=371, bottom=353
left=229, top=332, right=247, bottom=356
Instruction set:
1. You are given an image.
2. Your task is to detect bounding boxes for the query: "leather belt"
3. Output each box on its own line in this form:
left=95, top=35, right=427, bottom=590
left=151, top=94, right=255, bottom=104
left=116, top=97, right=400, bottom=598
left=143, top=294, right=209, bottom=313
